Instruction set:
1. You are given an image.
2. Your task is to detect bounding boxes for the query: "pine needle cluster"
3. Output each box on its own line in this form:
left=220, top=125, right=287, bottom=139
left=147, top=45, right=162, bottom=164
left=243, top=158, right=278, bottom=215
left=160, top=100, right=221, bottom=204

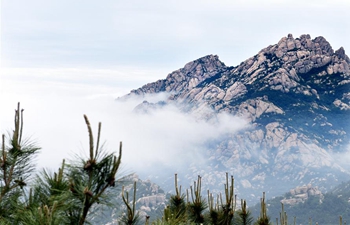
left=0, top=103, right=125, bottom=224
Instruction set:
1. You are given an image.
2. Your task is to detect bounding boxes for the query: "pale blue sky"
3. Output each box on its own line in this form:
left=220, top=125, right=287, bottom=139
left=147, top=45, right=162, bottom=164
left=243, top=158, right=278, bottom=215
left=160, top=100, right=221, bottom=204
left=2, top=0, right=349, bottom=70
left=0, top=0, right=349, bottom=173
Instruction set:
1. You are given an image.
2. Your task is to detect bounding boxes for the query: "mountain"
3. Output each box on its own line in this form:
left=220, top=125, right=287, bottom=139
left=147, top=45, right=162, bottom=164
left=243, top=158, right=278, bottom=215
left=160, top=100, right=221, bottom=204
left=122, top=34, right=350, bottom=203
left=249, top=181, right=350, bottom=224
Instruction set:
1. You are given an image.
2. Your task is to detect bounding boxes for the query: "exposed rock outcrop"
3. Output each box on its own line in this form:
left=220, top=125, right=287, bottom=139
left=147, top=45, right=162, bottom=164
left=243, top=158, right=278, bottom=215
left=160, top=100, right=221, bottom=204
left=121, top=34, right=350, bottom=202
left=281, top=184, right=323, bottom=205
left=127, top=54, right=227, bottom=97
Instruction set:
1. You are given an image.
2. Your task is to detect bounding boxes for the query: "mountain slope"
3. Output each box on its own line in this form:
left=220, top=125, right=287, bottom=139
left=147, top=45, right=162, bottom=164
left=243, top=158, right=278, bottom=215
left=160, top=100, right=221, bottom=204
left=249, top=181, right=350, bottom=225
left=123, top=34, right=350, bottom=202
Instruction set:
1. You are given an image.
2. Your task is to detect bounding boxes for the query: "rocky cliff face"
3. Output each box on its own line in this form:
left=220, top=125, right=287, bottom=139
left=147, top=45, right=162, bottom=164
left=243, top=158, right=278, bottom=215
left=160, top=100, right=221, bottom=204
left=123, top=34, right=350, bottom=202
left=281, top=184, right=323, bottom=205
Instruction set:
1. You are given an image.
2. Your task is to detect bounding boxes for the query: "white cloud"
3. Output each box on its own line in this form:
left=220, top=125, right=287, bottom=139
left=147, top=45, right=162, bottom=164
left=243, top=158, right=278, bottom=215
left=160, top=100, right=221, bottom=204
left=112, top=98, right=248, bottom=173
left=0, top=67, right=158, bottom=168
left=0, top=67, right=247, bottom=178
left=333, top=144, right=350, bottom=171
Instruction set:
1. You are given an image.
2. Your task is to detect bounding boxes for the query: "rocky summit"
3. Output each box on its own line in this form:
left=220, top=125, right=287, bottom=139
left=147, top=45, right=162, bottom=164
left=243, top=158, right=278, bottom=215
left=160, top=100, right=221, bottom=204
left=124, top=34, right=350, bottom=202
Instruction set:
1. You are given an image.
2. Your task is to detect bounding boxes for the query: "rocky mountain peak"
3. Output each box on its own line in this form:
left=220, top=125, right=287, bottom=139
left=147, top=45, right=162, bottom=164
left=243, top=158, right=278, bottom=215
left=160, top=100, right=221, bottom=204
left=182, top=54, right=224, bottom=73
left=274, top=33, right=333, bottom=56
left=335, top=46, right=349, bottom=61
left=122, top=34, right=350, bottom=203
left=126, top=54, right=226, bottom=97
left=259, top=34, right=345, bottom=76
left=164, top=54, right=226, bottom=92
left=128, top=34, right=349, bottom=101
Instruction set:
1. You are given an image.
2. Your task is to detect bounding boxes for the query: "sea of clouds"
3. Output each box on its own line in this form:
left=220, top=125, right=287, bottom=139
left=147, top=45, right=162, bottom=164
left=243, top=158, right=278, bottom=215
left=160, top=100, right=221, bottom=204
left=0, top=68, right=247, bottom=181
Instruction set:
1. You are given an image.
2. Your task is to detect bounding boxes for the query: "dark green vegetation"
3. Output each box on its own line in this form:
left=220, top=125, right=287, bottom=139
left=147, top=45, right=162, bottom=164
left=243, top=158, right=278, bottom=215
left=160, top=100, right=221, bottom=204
left=0, top=103, right=125, bottom=225
left=151, top=173, right=259, bottom=225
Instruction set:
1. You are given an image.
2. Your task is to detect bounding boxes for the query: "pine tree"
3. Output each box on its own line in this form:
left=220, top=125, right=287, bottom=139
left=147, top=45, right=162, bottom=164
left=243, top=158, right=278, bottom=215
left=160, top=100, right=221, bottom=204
left=0, top=104, right=126, bottom=224
left=234, top=199, right=253, bottom=225
left=16, top=159, right=71, bottom=224
left=155, top=174, right=187, bottom=225
left=0, top=103, right=40, bottom=223
left=187, top=175, right=207, bottom=224
left=64, top=115, right=124, bottom=224
left=255, top=192, right=271, bottom=225
left=219, top=173, right=236, bottom=225
left=120, top=181, right=140, bottom=224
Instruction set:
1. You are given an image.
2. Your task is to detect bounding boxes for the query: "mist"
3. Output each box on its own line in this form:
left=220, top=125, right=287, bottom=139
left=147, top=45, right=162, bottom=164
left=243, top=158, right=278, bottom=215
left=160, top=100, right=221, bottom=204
left=0, top=68, right=248, bottom=181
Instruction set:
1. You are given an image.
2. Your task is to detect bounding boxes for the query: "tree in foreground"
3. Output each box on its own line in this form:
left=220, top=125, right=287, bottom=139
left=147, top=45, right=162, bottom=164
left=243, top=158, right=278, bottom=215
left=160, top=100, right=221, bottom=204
left=0, top=103, right=125, bottom=224
left=120, top=181, right=140, bottom=224
left=154, top=174, right=187, bottom=225
left=255, top=192, right=271, bottom=225
left=0, top=103, right=40, bottom=223
left=153, top=173, right=238, bottom=225
left=187, top=175, right=207, bottom=224
left=206, top=173, right=237, bottom=225
left=66, top=115, right=123, bottom=224
left=234, top=199, right=253, bottom=225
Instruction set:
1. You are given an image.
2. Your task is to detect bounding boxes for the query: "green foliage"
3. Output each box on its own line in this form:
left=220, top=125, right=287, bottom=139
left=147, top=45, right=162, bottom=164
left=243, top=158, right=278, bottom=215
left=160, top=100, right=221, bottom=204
left=156, top=173, right=239, bottom=225
left=219, top=173, right=236, bottom=225
left=0, top=103, right=125, bottom=225
left=234, top=199, right=253, bottom=225
left=16, top=201, right=69, bottom=225
left=15, top=160, right=72, bottom=224
left=0, top=103, right=40, bottom=223
left=206, top=173, right=238, bottom=225
left=187, top=175, right=207, bottom=224
left=120, top=181, right=140, bottom=225
left=255, top=192, right=271, bottom=225
left=155, top=174, right=187, bottom=225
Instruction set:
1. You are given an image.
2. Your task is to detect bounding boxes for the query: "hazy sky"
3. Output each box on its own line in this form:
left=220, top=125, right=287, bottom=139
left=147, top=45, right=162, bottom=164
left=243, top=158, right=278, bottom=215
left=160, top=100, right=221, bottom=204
left=0, top=0, right=349, bottom=176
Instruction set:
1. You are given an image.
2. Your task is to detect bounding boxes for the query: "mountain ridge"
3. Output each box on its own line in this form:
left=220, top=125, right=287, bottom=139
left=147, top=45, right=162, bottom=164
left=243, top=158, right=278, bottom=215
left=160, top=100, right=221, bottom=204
left=127, top=34, right=349, bottom=100
left=122, top=33, right=350, bottom=202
